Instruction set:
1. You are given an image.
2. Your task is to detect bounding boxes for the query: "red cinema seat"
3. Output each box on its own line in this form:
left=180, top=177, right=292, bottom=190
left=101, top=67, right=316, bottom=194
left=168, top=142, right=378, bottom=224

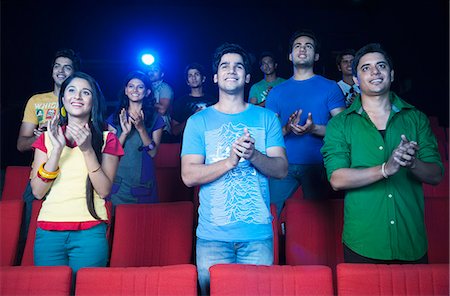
left=0, top=266, right=72, bottom=296
left=285, top=199, right=336, bottom=266
left=156, top=166, right=194, bottom=202
left=270, top=204, right=279, bottom=265
left=154, top=143, right=181, bottom=168
left=76, top=264, right=197, bottom=296
left=0, top=200, right=23, bottom=266
left=109, top=201, right=194, bottom=267
left=337, top=263, right=449, bottom=296
left=1, top=166, right=31, bottom=201
left=21, top=199, right=43, bottom=266
left=425, top=197, right=449, bottom=263
left=210, top=264, right=333, bottom=296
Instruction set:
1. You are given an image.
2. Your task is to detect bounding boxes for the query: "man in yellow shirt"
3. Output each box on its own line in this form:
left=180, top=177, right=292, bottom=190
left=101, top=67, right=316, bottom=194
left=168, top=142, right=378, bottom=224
left=17, top=49, right=81, bottom=152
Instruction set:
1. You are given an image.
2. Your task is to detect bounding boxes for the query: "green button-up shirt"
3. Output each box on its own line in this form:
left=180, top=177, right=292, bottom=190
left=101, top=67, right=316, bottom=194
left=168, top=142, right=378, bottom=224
left=321, top=92, right=443, bottom=260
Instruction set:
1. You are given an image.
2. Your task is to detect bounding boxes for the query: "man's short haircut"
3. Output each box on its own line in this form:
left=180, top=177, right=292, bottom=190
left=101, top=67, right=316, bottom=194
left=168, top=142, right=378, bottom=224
left=352, top=43, right=394, bottom=76
left=259, top=51, right=277, bottom=65
left=184, top=62, right=206, bottom=80
left=212, top=43, right=252, bottom=74
left=288, top=29, right=320, bottom=53
left=52, top=48, right=81, bottom=71
left=336, top=49, right=356, bottom=66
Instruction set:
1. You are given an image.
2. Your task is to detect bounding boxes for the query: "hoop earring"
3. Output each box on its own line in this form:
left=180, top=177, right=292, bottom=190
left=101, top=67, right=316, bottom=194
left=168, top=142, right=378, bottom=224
left=60, top=106, right=67, bottom=117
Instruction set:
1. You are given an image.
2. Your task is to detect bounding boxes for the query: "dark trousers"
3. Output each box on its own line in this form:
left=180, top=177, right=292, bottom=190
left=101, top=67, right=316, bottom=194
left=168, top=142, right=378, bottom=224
left=343, top=244, right=428, bottom=264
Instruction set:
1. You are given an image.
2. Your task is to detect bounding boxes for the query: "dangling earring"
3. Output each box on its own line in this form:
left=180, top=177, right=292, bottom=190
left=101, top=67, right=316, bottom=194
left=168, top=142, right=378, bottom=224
left=60, top=106, right=67, bottom=117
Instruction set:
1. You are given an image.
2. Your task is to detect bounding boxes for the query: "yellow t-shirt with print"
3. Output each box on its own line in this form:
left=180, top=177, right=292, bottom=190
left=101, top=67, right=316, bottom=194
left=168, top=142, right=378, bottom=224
left=22, top=91, right=58, bottom=127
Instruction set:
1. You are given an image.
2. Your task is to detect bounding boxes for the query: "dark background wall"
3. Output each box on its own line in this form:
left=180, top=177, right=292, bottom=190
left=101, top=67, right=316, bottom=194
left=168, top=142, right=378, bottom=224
left=1, top=0, right=448, bottom=168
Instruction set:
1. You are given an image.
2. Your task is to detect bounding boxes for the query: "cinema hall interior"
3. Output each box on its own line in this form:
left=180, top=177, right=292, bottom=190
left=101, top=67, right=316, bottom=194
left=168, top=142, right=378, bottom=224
left=0, top=0, right=448, bottom=295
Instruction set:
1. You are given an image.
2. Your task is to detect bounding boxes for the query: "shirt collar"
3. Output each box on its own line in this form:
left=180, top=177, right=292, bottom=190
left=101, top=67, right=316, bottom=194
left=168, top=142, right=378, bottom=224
left=345, top=92, right=415, bottom=116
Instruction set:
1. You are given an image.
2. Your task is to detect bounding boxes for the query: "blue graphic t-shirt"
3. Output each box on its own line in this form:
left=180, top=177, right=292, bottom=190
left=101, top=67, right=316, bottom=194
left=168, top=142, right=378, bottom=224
left=181, top=104, right=284, bottom=242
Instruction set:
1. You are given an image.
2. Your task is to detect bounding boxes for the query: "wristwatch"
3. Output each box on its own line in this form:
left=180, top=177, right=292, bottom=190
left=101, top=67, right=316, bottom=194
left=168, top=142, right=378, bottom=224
left=142, top=140, right=155, bottom=152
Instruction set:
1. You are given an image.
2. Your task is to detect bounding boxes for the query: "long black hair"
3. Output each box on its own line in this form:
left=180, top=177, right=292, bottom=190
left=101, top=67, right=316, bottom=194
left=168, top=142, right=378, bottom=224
left=59, top=71, right=106, bottom=220
left=112, top=70, right=157, bottom=130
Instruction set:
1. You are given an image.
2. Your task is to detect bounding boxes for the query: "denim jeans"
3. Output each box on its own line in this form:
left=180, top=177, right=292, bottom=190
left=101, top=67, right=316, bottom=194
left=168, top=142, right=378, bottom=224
left=196, top=237, right=273, bottom=295
left=34, top=223, right=108, bottom=274
left=269, top=163, right=330, bottom=217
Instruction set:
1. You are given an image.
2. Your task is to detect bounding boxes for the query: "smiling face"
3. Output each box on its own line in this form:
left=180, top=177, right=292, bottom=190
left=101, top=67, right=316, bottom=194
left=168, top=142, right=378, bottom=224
left=125, top=78, right=150, bottom=102
left=289, top=36, right=319, bottom=68
left=353, top=52, right=394, bottom=96
left=62, top=77, right=93, bottom=119
left=338, top=54, right=354, bottom=76
left=260, top=56, right=277, bottom=75
left=213, top=53, right=250, bottom=94
left=52, top=57, right=74, bottom=88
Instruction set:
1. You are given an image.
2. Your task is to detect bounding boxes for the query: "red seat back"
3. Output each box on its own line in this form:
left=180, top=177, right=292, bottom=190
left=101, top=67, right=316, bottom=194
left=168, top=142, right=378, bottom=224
left=337, top=263, right=449, bottom=296
left=0, top=266, right=72, bottom=295
left=210, top=264, right=333, bottom=296
left=21, top=199, right=43, bottom=266
left=1, top=166, right=31, bottom=200
left=76, top=265, right=197, bottom=296
left=109, top=201, right=194, bottom=267
left=0, top=200, right=23, bottom=266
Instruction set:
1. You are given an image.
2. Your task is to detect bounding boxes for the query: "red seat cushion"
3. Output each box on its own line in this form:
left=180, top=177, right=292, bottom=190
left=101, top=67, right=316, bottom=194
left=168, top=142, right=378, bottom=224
left=1, top=166, right=31, bottom=201
left=0, top=200, right=23, bottom=266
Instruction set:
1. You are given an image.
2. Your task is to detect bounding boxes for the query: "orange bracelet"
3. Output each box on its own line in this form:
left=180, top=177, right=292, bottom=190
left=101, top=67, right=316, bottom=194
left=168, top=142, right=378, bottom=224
left=38, top=162, right=60, bottom=180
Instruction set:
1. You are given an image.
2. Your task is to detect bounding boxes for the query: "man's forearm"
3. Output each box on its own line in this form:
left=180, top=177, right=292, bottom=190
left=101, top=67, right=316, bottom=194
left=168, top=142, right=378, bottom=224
left=250, top=150, right=288, bottom=179
left=17, top=135, right=38, bottom=152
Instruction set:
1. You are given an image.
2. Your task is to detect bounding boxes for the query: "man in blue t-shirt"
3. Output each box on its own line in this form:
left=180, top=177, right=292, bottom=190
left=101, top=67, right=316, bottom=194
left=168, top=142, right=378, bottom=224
left=266, top=30, right=345, bottom=217
left=181, top=43, right=288, bottom=295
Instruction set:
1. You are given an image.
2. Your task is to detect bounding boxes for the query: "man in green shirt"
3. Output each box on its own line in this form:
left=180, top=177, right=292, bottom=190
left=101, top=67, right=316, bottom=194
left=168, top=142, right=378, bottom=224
left=248, top=51, right=285, bottom=107
left=321, top=43, right=443, bottom=263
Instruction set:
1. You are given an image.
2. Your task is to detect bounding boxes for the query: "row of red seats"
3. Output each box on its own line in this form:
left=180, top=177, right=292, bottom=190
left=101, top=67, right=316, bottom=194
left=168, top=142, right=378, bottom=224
left=1, top=196, right=447, bottom=270
left=1, top=263, right=448, bottom=295
left=0, top=199, right=279, bottom=267
left=1, top=143, right=194, bottom=203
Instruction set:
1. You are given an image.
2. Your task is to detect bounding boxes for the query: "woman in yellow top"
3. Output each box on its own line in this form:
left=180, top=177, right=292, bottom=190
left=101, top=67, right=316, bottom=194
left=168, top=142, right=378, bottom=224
left=31, top=72, right=124, bottom=276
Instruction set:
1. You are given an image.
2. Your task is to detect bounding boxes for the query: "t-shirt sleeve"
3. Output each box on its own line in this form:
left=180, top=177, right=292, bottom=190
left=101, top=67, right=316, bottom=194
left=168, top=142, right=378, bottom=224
left=159, top=84, right=174, bottom=100
left=327, top=82, right=346, bottom=111
left=181, top=115, right=205, bottom=157
left=151, top=114, right=166, bottom=132
left=249, top=84, right=257, bottom=100
left=265, top=89, right=278, bottom=115
left=266, top=111, right=285, bottom=149
left=321, top=115, right=351, bottom=180
left=22, top=97, right=38, bottom=125
left=171, top=97, right=186, bottom=123
left=32, top=133, right=47, bottom=153
left=103, top=132, right=124, bottom=157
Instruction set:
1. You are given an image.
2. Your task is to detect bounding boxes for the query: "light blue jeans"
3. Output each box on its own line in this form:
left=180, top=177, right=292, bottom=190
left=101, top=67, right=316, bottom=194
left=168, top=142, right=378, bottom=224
left=196, top=237, right=273, bottom=295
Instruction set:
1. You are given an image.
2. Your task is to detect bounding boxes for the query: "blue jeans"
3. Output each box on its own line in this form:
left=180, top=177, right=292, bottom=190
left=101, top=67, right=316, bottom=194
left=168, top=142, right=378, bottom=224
left=269, top=164, right=329, bottom=217
left=34, top=223, right=108, bottom=274
left=196, top=237, right=273, bottom=295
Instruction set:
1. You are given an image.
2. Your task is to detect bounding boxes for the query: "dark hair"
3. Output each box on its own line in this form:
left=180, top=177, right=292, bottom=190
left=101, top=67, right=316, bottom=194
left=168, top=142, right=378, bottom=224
left=352, top=43, right=394, bottom=76
left=184, top=62, right=206, bottom=80
left=288, top=30, right=320, bottom=53
left=336, top=49, right=356, bottom=66
left=112, top=70, right=157, bottom=131
left=52, top=49, right=81, bottom=71
left=58, top=72, right=105, bottom=220
left=212, top=43, right=252, bottom=74
left=259, top=51, right=277, bottom=65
